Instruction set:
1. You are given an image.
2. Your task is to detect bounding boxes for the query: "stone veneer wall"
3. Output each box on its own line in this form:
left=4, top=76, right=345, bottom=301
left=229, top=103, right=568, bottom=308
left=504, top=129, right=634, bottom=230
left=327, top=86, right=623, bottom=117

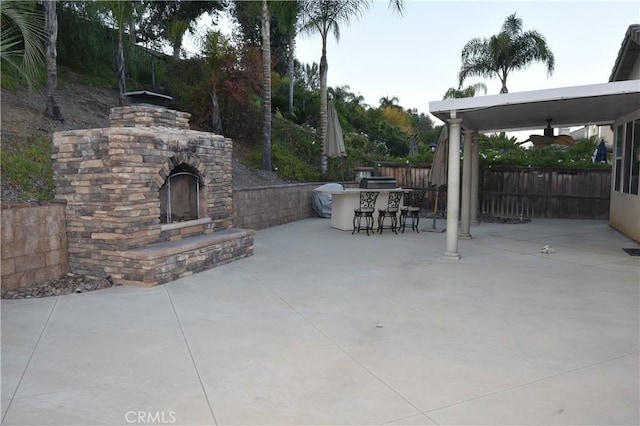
left=52, top=106, right=236, bottom=283
left=1, top=202, right=69, bottom=291
left=1, top=183, right=328, bottom=289
left=110, top=104, right=191, bottom=129
left=233, top=183, right=320, bottom=230
left=118, top=229, right=255, bottom=286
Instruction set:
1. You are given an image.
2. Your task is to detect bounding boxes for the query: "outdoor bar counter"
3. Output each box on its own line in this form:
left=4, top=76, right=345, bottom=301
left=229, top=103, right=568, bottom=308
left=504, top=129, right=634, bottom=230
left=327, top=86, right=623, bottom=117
left=315, top=187, right=404, bottom=231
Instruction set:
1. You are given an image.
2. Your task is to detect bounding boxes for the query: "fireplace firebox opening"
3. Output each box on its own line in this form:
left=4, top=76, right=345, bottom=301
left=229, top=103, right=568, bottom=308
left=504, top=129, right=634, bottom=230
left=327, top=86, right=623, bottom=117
left=159, top=163, right=206, bottom=224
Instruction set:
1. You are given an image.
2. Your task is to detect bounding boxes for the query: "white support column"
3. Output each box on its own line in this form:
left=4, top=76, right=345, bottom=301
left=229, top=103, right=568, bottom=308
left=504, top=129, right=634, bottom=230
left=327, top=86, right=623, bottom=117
left=459, top=130, right=473, bottom=239
left=444, top=117, right=462, bottom=260
left=471, top=133, right=480, bottom=225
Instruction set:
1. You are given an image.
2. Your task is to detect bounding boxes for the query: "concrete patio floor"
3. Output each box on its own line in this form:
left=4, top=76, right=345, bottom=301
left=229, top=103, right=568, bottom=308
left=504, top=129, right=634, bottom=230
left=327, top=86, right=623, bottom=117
left=1, top=218, right=639, bottom=425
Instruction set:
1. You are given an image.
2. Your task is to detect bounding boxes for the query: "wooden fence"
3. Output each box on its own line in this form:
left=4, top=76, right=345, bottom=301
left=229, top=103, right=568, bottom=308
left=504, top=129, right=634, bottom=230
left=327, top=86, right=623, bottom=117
left=375, top=163, right=432, bottom=188
left=481, top=166, right=611, bottom=219
left=371, top=163, right=611, bottom=219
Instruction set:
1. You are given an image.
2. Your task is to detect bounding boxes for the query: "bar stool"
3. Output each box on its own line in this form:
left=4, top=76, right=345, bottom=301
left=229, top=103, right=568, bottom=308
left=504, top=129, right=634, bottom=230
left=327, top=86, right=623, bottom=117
left=352, top=191, right=379, bottom=235
left=377, top=191, right=403, bottom=234
left=400, top=189, right=426, bottom=233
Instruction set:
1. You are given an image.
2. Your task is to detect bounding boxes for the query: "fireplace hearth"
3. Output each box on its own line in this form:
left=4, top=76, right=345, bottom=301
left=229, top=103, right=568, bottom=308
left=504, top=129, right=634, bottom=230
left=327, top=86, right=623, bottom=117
left=52, top=105, right=254, bottom=286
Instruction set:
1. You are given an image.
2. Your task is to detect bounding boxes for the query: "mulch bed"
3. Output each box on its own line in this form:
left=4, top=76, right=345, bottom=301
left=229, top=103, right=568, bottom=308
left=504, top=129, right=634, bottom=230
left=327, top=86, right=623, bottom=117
left=1, top=273, right=119, bottom=299
left=479, top=214, right=532, bottom=224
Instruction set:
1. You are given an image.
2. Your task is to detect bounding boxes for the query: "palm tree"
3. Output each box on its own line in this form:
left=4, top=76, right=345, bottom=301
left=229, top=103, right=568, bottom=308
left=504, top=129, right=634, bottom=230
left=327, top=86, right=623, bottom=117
left=140, top=1, right=226, bottom=60
left=271, top=1, right=300, bottom=118
left=201, top=30, right=225, bottom=135
left=99, top=1, right=136, bottom=105
left=299, top=0, right=403, bottom=174
left=302, top=61, right=319, bottom=91
left=443, top=82, right=487, bottom=99
left=167, top=19, right=190, bottom=60
left=347, top=92, right=366, bottom=109
left=329, top=84, right=353, bottom=104
left=458, top=13, right=554, bottom=94
left=379, top=95, right=399, bottom=108
left=43, top=0, right=62, bottom=121
left=261, top=0, right=272, bottom=171
left=0, top=0, right=46, bottom=89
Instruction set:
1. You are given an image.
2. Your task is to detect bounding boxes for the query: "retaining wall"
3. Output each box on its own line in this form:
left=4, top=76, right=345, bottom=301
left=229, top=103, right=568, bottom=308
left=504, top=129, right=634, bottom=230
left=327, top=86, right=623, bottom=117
left=232, top=183, right=321, bottom=230
left=1, top=202, right=69, bottom=291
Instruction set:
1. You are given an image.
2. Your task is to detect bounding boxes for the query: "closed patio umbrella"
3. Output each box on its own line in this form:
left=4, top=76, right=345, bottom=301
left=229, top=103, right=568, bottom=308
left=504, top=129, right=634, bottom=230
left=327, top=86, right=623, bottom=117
left=430, top=125, right=448, bottom=187
left=325, top=99, right=347, bottom=182
left=325, top=100, right=346, bottom=158
left=593, top=139, right=607, bottom=163
left=424, top=125, right=449, bottom=232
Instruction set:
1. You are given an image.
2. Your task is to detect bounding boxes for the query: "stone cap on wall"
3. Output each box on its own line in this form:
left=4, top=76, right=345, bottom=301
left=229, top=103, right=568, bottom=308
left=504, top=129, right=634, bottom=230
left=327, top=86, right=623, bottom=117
left=1, top=200, right=67, bottom=210
left=109, top=105, right=191, bottom=130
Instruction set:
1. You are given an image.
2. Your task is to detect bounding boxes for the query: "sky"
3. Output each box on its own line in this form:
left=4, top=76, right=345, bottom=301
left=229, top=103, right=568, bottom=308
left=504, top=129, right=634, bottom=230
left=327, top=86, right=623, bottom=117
left=189, top=0, right=640, bottom=139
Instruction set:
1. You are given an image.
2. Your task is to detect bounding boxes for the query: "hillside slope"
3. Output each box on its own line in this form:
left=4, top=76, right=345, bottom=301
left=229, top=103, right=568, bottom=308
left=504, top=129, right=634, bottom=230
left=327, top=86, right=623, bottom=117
left=1, top=69, right=287, bottom=202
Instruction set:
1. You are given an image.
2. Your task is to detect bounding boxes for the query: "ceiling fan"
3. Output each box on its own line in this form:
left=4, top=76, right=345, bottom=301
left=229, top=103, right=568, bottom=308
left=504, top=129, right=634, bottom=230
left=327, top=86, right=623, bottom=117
left=524, top=119, right=575, bottom=147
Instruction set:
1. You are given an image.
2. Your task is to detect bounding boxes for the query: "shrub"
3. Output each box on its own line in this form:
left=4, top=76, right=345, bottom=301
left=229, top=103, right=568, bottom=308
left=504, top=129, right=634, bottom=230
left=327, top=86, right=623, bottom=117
left=479, top=134, right=610, bottom=169
left=244, top=115, right=322, bottom=182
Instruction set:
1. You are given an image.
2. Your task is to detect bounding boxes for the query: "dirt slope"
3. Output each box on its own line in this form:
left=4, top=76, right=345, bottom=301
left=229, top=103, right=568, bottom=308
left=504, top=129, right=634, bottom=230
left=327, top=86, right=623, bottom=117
left=1, top=68, right=287, bottom=202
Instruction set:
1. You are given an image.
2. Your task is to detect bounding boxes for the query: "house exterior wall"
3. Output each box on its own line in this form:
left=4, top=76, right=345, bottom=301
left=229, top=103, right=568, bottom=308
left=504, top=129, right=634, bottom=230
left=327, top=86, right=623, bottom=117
left=610, top=109, right=640, bottom=242
left=630, top=59, right=640, bottom=79
left=608, top=25, right=639, bottom=242
left=609, top=191, right=639, bottom=241
left=569, top=125, right=614, bottom=147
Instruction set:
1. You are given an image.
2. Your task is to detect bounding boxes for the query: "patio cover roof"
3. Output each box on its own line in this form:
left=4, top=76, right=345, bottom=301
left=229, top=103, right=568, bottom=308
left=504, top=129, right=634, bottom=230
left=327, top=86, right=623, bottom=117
left=429, top=80, right=640, bottom=133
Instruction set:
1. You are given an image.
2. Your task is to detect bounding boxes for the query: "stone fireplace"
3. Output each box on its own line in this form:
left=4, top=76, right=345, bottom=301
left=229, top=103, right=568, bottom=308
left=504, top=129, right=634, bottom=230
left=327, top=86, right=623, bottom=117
left=52, top=105, right=254, bottom=286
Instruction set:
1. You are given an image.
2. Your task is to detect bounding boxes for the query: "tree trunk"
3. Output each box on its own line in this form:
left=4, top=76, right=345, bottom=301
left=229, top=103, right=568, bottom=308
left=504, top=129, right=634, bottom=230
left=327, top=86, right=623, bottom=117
left=117, top=31, right=126, bottom=106
left=261, top=0, right=272, bottom=172
left=288, top=34, right=295, bottom=118
left=171, top=21, right=188, bottom=61
left=499, top=75, right=508, bottom=136
left=43, top=0, right=62, bottom=121
left=210, top=78, right=223, bottom=135
left=129, top=15, right=136, bottom=45
left=319, top=36, right=328, bottom=175
left=172, top=35, right=182, bottom=61
left=499, top=73, right=508, bottom=94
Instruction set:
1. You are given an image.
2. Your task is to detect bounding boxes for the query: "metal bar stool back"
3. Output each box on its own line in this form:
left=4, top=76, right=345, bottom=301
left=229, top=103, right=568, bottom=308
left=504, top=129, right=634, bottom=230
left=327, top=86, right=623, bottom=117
left=352, top=191, right=379, bottom=235
left=377, top=190, right=404, bottom=234
left=400, top=189, right=427, bottom=233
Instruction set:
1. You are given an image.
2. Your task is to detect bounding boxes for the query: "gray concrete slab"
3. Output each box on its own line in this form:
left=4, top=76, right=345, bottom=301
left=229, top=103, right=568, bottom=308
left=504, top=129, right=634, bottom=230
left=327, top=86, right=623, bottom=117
left=1, top=297, right=57, bottom=401
left=426, top=354, right=639, bottom=425
left=1, top=218, right=638, bottom=425
left=0, top=401, right=9, bottom=421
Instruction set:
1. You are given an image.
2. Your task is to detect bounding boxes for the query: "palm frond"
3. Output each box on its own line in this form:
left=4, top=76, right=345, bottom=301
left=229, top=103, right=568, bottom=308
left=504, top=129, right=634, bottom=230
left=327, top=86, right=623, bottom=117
left=501, top=12, right=522, bottom=37
left=1, top=0, right=46, bottom=88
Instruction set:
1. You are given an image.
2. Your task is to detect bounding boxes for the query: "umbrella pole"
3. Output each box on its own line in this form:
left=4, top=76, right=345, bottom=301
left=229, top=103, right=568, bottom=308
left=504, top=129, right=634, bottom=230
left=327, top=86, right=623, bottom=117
left=432, top=190, right=438, bottom=230
left=423, top=186, right=446, bottom=233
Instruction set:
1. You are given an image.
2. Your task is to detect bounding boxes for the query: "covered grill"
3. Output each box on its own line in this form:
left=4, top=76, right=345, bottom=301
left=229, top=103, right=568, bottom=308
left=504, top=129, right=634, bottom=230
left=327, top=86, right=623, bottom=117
left=359, top=176, right=398, bottom=189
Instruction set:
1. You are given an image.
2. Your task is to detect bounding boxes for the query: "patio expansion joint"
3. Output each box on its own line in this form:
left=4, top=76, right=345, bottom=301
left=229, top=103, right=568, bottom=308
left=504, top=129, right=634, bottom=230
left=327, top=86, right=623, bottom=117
left=1, top=296, right=59, bottom=424
left=4, top=378, right=134, bottom=401
left=423, top=350, right=640, bottom=416
left=241, top=267, right=438, bottom=425
left=164, top=286, right=218, bottom=426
